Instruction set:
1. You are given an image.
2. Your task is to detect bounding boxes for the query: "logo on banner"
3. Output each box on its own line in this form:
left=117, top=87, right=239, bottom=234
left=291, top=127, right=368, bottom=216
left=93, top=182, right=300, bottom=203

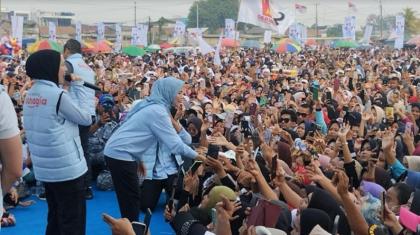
left=258, top=0, right=285, bottom=26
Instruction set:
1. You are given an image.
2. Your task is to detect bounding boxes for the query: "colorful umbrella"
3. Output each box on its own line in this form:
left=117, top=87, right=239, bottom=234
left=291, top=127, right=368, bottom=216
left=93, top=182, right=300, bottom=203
left=275, top=38, right=302, bottom=53
left=407, top=35, right=420, bottom=46
left=159, top=42, right=173, bottom=49
left=221, top=38, right=240, bottom=48
left=146, top=44, right=161, bottom=52
left=92, top=40, right=112, bottom=53
left=333, top=40, right=359, bottom=48
left=27, top=40, right=63, bottom=53
left=241, top=39, right=260, bottom=49
left=122, top=45, right=146, bottom=57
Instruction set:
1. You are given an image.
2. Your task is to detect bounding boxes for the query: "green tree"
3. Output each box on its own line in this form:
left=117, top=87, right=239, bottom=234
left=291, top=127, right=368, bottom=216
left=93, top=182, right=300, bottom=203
left=326, top=24, right=343, bottom=37
left=187, top=0, right=240, bottom=33
left=402, top=8, right=420, bottom=38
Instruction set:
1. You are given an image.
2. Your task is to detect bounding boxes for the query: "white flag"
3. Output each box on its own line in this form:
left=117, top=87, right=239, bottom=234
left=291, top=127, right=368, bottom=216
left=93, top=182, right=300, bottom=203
left=394, top=14, right=405, bottom=49
left=75, top=21, right=82, bottom=42
left=362, top=24, right=373, bottom=44
left=300, top=24, right=307, bottom=45
left=235, top=31, right=240, bottom=41
left=342, top=16, right=356, bottom=40
left=137, top=24, right=148, bottom=47
left=214, top=33, right=223, bottom=66
left=173, top=21, right=186, bottom=38
left=198, top=37, right=214, bottom=55
left=11, top=16, right=24, bottom=47
left=115, top=24, right=122, bottom=52
left=49, top=22, right=57, bottom=42
left=238, top=0, right=295, bottom=34
left=264, top=30, right=272, bottom=43
left=97, top=22, right=105, bottom=41
left=131, top=27, right=139, bottom=45
left=188, top=28, right=205, bottom=40
left=225, top=19, right=236, bottom=39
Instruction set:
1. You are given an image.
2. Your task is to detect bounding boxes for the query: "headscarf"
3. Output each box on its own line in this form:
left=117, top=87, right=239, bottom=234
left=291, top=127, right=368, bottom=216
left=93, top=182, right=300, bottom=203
left=26, top=49, right=61, bottom=85
left=300, top=208, right=332, bottom=235
left=372, top=105, right=385, bottom=124
left=406, top=170, right=420, bottom=189
left=125, top=77, right=184, bottom=121
left=404, top=156, right=420, bottom=171
left=277, top=141, right=292, bottom=168
left=307, top=187, right=351, bottom=235
left=360, top=180, right=385, bottom=199
left=374, top=167, right=393, bottom=190
left=187, top=117, right=202, bottom=144
left=410, top=190, right=420, bottom=215
left=360, top=194, right=381, bottom=225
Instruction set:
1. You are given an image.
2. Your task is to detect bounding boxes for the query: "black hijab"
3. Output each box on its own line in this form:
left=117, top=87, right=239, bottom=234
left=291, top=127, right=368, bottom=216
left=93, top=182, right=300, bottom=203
left=26, top=49, right=61, bottom=85
left=300, top=208, right=332, bottom=235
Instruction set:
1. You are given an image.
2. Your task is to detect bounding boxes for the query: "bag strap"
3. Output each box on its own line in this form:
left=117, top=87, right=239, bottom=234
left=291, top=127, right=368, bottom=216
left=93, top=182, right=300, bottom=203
left=56, top=91, right=64, bottom=115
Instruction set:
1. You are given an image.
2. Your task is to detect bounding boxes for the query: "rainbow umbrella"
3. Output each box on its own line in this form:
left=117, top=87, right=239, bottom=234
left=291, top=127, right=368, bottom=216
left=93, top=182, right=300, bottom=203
left=91, top=40, right=112, bottom=53
left=275, top=38, right=301, bottom=53
left=27, top=39, right=63, bottom=53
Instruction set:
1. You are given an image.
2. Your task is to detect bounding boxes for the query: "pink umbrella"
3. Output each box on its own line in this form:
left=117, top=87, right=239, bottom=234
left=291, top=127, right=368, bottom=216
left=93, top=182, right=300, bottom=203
left=221, top=38, right=239, bottom=48
left=407, top=35, right=420, bottom=46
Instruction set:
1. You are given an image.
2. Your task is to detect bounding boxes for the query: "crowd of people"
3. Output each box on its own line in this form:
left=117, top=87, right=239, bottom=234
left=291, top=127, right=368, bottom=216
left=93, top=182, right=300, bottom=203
left=0, top=38, right=420, bottom=235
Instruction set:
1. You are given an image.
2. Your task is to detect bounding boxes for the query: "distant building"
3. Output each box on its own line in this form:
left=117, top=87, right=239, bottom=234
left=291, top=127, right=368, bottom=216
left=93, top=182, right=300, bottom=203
left=32, top=10, right=75, bottom=27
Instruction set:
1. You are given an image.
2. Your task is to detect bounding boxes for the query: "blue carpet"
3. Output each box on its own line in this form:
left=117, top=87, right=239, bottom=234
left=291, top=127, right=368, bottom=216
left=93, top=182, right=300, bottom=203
left=1, top=188, right=174, bottom=235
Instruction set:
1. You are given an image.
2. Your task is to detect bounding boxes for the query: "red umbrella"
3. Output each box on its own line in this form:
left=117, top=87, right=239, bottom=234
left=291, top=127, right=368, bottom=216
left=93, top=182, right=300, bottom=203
left=305, top=38, right=317, bottom=46
left=159, top=42, right=173, bottom=49
left=92, top=40, right=112, bottom=53
left=222, top=38, right=239, bottom=47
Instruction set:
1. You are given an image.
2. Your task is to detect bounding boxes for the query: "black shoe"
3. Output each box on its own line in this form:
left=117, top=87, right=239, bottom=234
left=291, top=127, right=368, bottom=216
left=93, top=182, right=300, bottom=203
left=85, top=187, right=93, bottom=200
left=38, top=192, right=46, bottom=200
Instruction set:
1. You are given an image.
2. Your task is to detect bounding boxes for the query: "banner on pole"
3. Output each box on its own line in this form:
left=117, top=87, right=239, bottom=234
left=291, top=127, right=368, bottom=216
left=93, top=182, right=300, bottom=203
left=49, top=22, right=57, bottom=42
left=362, top=24, right=373, bottom=44
left=342, top=16, right=356, bottom=40
left=225, top=19, right=236, bottom=39
left=75, top=21, right=82, bottom=42
left=137, top=24, right=148, bottom=47
left=394, top=14, right=405, bottom=49
left=238, top=0, right=295, bottom=34
left=264, top=30, right=272, bottom=43
left=115, top=24, right=122, bottom=52
left=173, top=21, right=186, bottom=38
left=97, top=22, right=105, bottom=41
left=11, top=16, right=24, bottom=46
left=131, top=27, right=139, bottom=45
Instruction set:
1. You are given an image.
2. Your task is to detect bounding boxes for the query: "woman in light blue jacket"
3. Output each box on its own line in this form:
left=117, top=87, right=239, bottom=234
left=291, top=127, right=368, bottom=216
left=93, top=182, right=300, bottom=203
left=104, top=76, right=202, bottom=222
left=23, top=50, right=91, bottom=235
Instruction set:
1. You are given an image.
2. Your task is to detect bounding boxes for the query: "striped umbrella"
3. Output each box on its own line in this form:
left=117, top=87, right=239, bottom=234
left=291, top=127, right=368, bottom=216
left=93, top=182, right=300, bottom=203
left=27, top=39, right=63, bottom=53
left=275, top=38, right=302, bottom=53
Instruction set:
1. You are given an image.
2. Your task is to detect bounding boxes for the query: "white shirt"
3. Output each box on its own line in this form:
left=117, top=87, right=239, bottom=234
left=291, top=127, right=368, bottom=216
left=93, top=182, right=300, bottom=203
left=0, top=87, right=20, bottom=220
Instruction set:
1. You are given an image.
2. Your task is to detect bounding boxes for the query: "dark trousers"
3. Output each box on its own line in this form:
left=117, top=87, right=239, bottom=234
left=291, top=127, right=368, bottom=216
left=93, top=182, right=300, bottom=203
left=105, top=156, right=140, bottom=222
left=140, top=174, right=177, bottom=212
left=44, top=175, right=86, bottom=235
left=79, top=124, right=92, bottom=189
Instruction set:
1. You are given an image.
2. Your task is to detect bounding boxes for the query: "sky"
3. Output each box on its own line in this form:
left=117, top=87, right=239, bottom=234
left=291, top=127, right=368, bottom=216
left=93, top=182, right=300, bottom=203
left=3, top=0, right=420, bottom=30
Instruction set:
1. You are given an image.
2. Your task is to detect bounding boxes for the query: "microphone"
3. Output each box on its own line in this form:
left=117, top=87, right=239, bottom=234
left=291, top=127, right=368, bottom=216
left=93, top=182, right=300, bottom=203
left=64, top=74, right=101, bottom=91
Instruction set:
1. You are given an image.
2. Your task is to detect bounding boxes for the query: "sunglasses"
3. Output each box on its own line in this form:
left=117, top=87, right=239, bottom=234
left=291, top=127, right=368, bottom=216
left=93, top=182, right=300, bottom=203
left=280, top=118, right=290, bottom=123
left=297, top=112, right=308, bottom=117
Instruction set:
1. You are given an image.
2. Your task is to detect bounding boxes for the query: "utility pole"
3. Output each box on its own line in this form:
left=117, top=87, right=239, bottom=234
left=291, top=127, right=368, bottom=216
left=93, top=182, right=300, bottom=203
left=315, top=2, right=319, bottom=38
left=379, top=0, right=383, bottom=39
left=196, top=1, right=199, bottom=28
left=134, top=1, right=137, bottom=27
